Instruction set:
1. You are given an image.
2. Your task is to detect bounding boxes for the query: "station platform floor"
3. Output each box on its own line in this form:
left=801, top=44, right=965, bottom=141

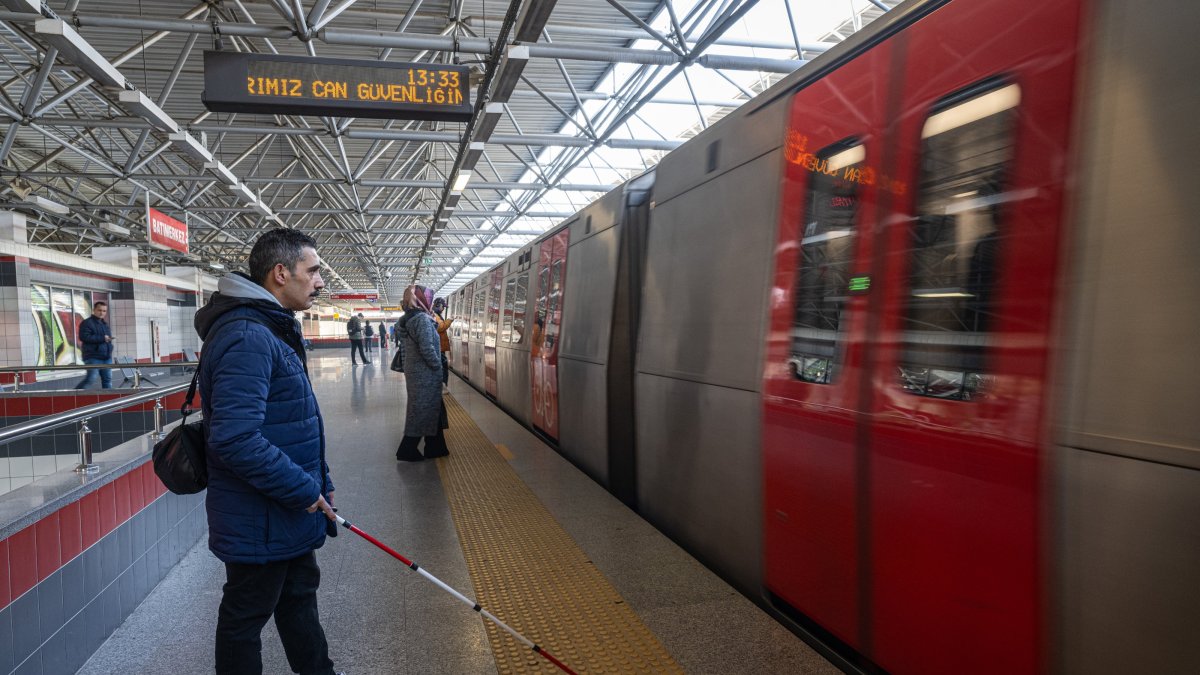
left=76, top=351, right=837, bottom=674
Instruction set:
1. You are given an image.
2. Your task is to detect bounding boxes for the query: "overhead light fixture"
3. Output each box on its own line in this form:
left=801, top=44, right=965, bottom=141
left=119, top=90, right=178, bottom=133
left=205, top=161, right=238, bottom=186
left=100, top=221, right=131, bottom=236
left=34, top=18, right=125, bottom=88
left=451, top=171, right=472, bottom=192
left=168, top=131, right=214, bottom=163
left=23, top=195, right=70, bottom=214
left=209, top=262, right=225, bottom=270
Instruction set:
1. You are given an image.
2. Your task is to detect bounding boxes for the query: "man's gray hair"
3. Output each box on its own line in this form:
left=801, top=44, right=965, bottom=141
left=247, top=229, right=318, bottom=286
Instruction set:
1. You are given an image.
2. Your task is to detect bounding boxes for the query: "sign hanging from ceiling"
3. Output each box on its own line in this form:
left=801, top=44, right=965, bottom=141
left=329, top=292, right=379, bottom=302
left=146, top=207, right=189, bottom=254
left=202, top=51, right=472, bottom=122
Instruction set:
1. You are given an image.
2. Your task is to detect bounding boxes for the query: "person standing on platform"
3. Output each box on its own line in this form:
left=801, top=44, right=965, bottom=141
left=346, top=312, right=369, bottom=365
left=193, top=228, right=343, bottom=675
left=395, top=285, right=449, bottom=462
left=75, top=301, right=115, bottom=389
left=432, top=297, right=453, bottom=391
left=378, top=321, right=388, bottom=351
left=364, top=319, right=374, bottom=356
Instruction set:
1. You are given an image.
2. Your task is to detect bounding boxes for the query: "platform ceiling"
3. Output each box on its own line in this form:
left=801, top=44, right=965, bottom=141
left=0, top=0, right=887, bottom=304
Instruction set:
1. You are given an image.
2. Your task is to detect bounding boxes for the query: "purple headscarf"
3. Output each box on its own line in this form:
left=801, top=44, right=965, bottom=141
left=404, top=284, right=435, bottom=315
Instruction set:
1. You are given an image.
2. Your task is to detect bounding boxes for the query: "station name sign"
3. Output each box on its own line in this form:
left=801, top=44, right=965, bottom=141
left=202, top=51, right=471, bottom=122
left=146, top=207, right=188, bottom=254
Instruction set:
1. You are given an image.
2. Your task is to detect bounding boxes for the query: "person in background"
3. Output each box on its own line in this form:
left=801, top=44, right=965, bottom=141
left=364, top=319, right=375, bottom=356
left=395, top=285, right=449, bottom=462
left=76, top=301, right=115, bottom=389
left=378, top=321, right=388, bottom=351
left=432, top=297, right=454, bottom=391
left=346, top=312, right=369, bottom=365
left=193, top=228, right=343, bottom=675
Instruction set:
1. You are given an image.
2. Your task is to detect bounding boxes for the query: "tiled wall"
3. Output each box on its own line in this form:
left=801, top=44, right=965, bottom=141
left=0, top=259, right=36, bottom=368
left=0, top=463, right=207, bottom=675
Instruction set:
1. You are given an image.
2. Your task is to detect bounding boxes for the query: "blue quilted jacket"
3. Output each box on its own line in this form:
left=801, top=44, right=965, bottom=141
left=195, top=273, right=333, bottom=564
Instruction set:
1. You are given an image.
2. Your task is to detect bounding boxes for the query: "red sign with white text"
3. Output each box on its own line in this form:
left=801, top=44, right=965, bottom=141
left=147, top=207, right=189, bottom=254
left=330, top=293, right=378, bottom=302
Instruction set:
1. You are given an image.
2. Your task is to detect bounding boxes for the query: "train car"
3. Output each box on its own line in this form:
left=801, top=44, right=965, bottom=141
left=446, top=0, right=1200, bottom=672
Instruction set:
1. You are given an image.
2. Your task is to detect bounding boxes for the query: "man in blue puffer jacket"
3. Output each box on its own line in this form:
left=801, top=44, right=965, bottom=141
left=194, top=229, right=343, bottom=675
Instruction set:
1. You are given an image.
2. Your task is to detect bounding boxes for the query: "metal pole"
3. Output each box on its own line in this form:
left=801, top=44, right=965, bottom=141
left=152, top=397, right=165, bottom=439
left=74, top=418, right=99, bottom=474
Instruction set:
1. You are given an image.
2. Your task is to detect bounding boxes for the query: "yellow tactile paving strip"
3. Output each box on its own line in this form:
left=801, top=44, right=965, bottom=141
left=437, top=394, right=684, bottom=674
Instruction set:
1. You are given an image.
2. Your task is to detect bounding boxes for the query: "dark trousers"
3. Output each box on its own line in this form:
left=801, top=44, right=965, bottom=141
left=349, top=339, right=369, bottom=363
left=440, top=352, right=449, bottom=385
left=215, top=552, right=335, bottom=675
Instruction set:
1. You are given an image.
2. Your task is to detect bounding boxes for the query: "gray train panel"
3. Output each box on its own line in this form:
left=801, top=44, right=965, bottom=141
left=638, top=147, right=783, bottom=391
left=558, top=212, right=621, bottom=483
left=635, top=372, right=762, bottom=596
left=651, top=88, right=789, bottom=208
left=496, top=345, right=532, bottom=425
left=1054, top=1, right=1200, bottom=673
left=560, top=222, right=620, bottom=364
left=1059, top=0, right=1200, bottom=468
left=558, top=359, right=610, bottom=484
left=1057, top=448, right=1200, bottom=674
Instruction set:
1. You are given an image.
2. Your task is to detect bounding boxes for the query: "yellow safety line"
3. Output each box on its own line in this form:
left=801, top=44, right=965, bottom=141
left=438, top=394, right=683, bottom=674
left=495, top=443, right=515, bottom=461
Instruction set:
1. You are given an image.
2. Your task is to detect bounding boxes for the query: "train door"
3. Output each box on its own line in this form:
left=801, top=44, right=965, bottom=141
left=763, top=41, right=893, bottom=651
left=531, top=228, right=569, bottom=439
left=458, top=283, right=472, bottom=371
left=865, top=2, right=1082, bottom=674
left=483, top=267, right=503, bottom=398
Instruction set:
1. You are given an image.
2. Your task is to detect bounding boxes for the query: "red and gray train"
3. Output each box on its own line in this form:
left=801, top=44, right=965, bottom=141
left=446, top=0, right=1200, bottom=672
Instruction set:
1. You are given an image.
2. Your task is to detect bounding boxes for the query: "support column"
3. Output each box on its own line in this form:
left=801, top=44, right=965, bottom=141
left=0, top=212, right=36, bottom=376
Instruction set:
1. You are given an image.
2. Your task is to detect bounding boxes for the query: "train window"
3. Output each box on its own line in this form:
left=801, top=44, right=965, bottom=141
left=511, top=274, right=528, bottom=344
left=899, top=82, right=1020, bottom=401
left=790, top=138, right=865, bottom=384
left=546, top=260, right=563, bottom=348
left=534, top=265, right=550, bottom=345
left=472, top=288, right=487, bottom=341
left=502, top=277, right=516, bottom=343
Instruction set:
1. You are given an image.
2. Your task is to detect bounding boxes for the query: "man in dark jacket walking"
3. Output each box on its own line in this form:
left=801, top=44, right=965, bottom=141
left=194, top=228, right=343, bottom=675
left=346, top=312, right=369, bottom=365
left=75, top=301, right=115, bottom=389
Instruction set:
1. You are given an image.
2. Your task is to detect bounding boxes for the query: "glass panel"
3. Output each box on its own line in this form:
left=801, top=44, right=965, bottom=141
left=501, top=277, right=516, bottom=343
left=472, top=289, right=487, bottom=341
left=50, top=288, right=79, bottom=366
left=511, top=274, right=528, bottom=345
left=546, top=261, right=563, bottom=350
left=790, top=139, right=864, bottom=384
left=534, top=265, right=550, bottom=349
left=899, top=83, right=1020, bottom=401
left=30, top=284, right=53, bottom=367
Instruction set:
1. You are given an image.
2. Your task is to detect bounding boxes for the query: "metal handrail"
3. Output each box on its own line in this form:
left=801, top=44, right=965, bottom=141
left=0, top=382, right=189, bottom=445
left=0, top=382, right=191, bottom=474
left=0, top=362, right=198, bottom=373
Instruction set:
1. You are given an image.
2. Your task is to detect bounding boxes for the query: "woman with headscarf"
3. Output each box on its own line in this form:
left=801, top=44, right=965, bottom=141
left=395, top=284, right=449, bottom=461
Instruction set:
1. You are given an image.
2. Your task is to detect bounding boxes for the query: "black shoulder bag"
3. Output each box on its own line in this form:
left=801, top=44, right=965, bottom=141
left=152, top=315, right=287, bottom=494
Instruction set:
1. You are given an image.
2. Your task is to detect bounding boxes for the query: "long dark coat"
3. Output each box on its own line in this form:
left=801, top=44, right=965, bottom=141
left=400, top=310, right=444, bottom=437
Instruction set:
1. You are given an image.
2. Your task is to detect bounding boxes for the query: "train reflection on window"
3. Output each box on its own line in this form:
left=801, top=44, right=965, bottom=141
left=790, top=139, right=864, bottom=384
left=502, top=277, right=516, bottom=343
left=900, top=82, right=1019, bottom=401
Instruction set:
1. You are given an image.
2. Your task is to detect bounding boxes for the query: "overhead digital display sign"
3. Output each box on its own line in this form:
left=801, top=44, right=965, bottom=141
left=203, top=51, right=471, bottom=122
